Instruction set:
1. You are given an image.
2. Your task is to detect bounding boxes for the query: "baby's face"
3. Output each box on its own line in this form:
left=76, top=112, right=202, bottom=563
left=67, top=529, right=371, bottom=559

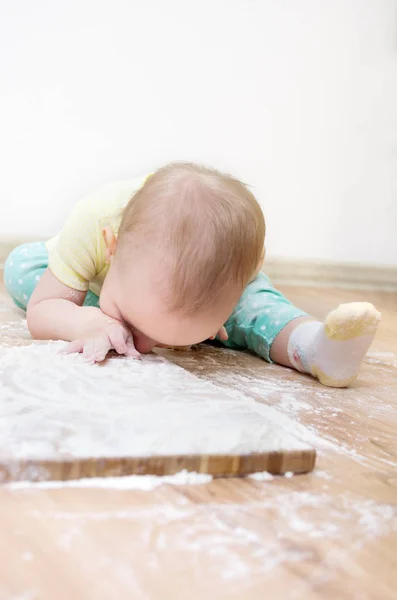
left=100, top=259, right=239, bottom=354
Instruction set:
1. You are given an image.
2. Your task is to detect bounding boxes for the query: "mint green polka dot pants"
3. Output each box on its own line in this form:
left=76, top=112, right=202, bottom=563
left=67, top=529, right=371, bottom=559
left=223, top=272, right=308, bottom=362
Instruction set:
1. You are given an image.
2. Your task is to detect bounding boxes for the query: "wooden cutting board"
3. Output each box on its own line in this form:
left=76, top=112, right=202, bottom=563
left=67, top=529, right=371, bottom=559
left=0, top=342, right=316, bottom=482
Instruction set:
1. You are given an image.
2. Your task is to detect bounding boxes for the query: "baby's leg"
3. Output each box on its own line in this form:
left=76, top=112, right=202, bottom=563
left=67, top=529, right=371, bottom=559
left=274, top=303, right=380, bottom=387
left=4, top=242, right=49, bottom=310
left=223, top=273, right=380, bottom=388
left=4, top=242, right=100, bottom=310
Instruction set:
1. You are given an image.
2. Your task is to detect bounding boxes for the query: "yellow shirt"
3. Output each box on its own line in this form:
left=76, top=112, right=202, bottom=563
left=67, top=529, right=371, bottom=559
left=46, top=175, right=148, bottom=297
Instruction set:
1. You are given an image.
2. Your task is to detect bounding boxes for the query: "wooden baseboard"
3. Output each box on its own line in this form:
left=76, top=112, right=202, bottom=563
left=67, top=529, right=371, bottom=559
left=0, top=242, right=396, bottom=291
left=263, top=257, right=397, bottom=291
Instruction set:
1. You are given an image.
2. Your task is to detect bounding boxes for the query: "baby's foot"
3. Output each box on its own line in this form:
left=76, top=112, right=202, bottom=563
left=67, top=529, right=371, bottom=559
left=287, top=302, right=381, bottom=387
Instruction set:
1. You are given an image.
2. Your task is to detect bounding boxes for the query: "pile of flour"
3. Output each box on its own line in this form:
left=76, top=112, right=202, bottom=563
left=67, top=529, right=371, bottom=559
left=0, top=340, right=315, bottom=463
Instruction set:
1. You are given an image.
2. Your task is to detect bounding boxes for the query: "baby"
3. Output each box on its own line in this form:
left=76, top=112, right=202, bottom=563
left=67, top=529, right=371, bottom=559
left=4, top=162, right=380, bottom=387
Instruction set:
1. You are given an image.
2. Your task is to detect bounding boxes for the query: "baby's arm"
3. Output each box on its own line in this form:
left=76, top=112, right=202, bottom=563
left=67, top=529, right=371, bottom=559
left=27, top=268, right=99, bottom=340
left=222, top=273, right=380, bottom=388
left=27, top=269, right=139, bottom=362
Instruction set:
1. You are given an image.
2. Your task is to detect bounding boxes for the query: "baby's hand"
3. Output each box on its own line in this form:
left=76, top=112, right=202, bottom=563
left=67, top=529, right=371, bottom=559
left=62, top=315, right=140, bottom=363
left=209, top=326, right=229, bottom=341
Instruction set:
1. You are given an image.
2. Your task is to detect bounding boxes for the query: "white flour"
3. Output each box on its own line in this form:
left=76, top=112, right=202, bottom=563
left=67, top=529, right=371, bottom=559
left=0, top=340, right=314, bottom=468
left=13, top=492, right=397, bottom=594
left=6, top=470, right=213, bottom=490
left=247, top=471, right=274, bottom=481
left=6, top=470, right=282, bottom=489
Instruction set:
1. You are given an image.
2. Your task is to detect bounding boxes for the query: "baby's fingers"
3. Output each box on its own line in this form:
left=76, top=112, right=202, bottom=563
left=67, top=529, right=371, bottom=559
left=107, top=325, right=128, bottom=355
left=61, top=340, right=84, bottom=355
left=125, top=335, right=141, bottom=359
left=217, top=326, right=229, bottom=341
left=83, top=333, right=111, bottom=363
left=208, top=326, right=229, bottom=342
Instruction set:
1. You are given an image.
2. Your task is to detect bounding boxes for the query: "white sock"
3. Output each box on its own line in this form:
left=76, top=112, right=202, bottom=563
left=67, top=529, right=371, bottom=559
left=287, top=302, right=381, bottom=388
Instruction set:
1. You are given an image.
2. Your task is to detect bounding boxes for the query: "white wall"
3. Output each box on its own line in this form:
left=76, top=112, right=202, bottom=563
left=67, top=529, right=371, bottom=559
left=0, top=0, right=396, bottom=265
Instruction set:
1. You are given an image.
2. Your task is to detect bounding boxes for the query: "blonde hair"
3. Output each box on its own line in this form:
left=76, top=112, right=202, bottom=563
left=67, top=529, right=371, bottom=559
left=118, top=162, right=265, bottom=314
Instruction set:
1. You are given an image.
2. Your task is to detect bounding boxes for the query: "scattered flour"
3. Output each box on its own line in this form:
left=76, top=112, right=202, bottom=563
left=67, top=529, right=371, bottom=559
left=315, top=470, right=333, bottom=480
left=0, top=319, right=32, bottom=340
left=366, top=350, right=397, bottom=368
left=6, top=470, right=213, bottom=490
left=16, top=492, right=397, bottom=585
left=247, top=471, right=274, bottom=481
left=274, top=393, right=311, bottom=414
left=164, top=344, right=397, bottom=473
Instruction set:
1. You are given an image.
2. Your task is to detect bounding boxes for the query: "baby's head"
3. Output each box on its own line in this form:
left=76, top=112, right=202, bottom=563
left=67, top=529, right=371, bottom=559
left=100, top=162, right=265, bottom=352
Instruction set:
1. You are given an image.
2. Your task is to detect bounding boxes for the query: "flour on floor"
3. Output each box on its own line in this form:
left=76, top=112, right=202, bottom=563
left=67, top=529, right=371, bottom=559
left=0, top=340, right=316, bottom=476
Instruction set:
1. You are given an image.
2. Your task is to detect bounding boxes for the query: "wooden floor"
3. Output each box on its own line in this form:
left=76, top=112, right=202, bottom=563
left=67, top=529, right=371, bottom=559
left=0, top=283, right=396, bottom=600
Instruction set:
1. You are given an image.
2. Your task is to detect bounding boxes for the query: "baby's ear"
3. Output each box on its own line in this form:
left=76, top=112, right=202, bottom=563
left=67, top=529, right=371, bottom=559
left=102, top=227, right=117, bottom=262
